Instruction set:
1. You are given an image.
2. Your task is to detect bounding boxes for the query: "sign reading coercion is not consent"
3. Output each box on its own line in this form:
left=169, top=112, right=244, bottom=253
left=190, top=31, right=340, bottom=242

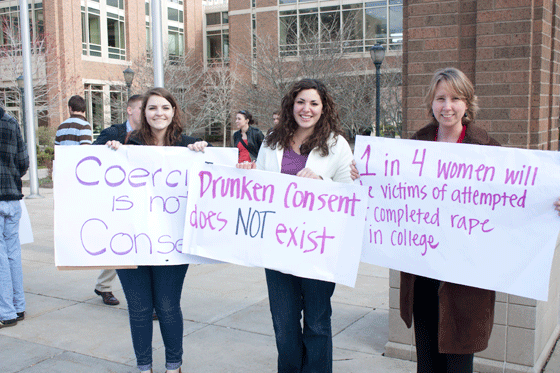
left=182, top=163, right=368, bottom=287
left=355, top=135, right=560, bottom=301
left=54, top=145, right=237, bottom=268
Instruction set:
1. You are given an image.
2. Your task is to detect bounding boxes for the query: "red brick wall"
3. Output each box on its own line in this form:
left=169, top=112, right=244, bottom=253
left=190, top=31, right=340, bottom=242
left=403, top=0, right=560, bottom=150
left=185, top=0, right=203, bottom=61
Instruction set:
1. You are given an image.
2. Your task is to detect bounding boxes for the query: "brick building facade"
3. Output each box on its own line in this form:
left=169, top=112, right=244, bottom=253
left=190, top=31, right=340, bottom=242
left=0, top=0, right=203, bottom=133
left=402, top=0, right=560, bottom=150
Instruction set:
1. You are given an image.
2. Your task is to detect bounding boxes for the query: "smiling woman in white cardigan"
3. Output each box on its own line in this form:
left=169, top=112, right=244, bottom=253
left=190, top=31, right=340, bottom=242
left=237, top=78, right=353, bottom=373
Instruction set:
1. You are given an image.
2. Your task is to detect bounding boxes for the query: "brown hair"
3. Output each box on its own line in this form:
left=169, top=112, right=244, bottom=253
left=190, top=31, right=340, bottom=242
left=237, top=110, right=256, bottom=125
left=265, top=78, right=343, bottom=156
left=425, top=67, right=478, bottom=126
left=68, top=95, right=86, bottom=113
left=127, top=94, right=144, bottom=107
left=136, top=88, right=184, bottom=146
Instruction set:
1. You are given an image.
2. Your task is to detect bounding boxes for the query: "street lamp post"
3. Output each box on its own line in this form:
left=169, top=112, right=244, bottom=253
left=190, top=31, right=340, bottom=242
left=123, top=67, right=135, bottom=99
left=16, top=75, right=25, bottom=142
left=370, top=45, right=385, bottom=137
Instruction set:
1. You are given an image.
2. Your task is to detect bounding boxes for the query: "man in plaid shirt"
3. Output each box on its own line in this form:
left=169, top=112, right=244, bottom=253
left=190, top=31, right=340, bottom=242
left=0, top=106, right=29, bottom=328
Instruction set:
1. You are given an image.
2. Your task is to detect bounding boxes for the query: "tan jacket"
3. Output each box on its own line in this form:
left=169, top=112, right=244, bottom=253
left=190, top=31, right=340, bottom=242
left=400, top=122, right=499, bottom=354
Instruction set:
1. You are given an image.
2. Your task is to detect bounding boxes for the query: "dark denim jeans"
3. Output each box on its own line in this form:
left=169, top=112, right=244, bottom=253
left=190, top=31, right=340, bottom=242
left=265, top=269, right=335, bottom=373
left=117, top=265, right=189, bottom=371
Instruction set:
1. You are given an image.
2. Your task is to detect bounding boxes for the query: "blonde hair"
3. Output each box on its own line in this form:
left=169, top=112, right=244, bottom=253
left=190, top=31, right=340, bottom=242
left=425, top=67, right=478, bottom=125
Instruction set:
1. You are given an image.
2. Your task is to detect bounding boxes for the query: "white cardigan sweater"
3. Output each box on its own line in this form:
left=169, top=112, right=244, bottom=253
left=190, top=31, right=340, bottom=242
left=255, top=134, right=353, bottom=183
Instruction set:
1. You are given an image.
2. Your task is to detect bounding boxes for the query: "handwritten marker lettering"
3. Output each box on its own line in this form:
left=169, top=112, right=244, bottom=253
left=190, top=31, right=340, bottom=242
left=275, top=223, right=335, bottom=254
left=504, top=165, right=538, bottom=186
left=450, top=215, right=494, bottom=235
left=189, top=204, right=228, bottom=231
left=390, top=228, right=439, bottom=256
left=436, top=159, right=495, bottom=182
left=199, top=170, right=274, bottom=203
left=384, top=153, right=400, bottom=176
left=75, top=155, right=187, bottom=188
left=412, top=148, right=426, bottom=177
left=373, top=205, right=440, bottom=228
left=379, top=182, right=428, bottom=200
left=149, top=195, right=187, bottom=214
left=449, top=187, right=527, bottom=210
left=80, top=218, right=183, bottom=256
left=360, top=144, right=376, bottom=176
left=236, top=207, right=276, bottom=238
left=283, top=182, right=361, bottom=216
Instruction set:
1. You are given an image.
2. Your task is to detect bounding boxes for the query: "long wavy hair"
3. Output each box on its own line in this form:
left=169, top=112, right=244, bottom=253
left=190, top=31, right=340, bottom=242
left=265, top=78, right=343, bottom=157
left=425, top=67, right=479, bottom=126
left=134, top=87, right=184, bottom=146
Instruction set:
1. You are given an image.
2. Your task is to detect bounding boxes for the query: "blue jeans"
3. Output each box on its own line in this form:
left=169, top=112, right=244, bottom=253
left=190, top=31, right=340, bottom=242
left=117, top=265, right=188, bottom=371
left=265, top=269, right=335, bottom=373
left=0, top=201, right=24, bottom=321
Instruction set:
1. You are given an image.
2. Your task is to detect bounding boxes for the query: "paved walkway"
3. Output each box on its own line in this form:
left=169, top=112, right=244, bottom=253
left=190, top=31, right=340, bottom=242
left=1, top=187, right=558, bottom=372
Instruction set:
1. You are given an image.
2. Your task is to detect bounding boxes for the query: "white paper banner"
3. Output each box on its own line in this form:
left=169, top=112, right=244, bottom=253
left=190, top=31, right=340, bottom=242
left=182, top=163, right=368, bottom=287
left=355, top=135, right=560, bottom=300
left=19, top=199, right=33, bottom=245
left=54, top=145, right=237, bottom=267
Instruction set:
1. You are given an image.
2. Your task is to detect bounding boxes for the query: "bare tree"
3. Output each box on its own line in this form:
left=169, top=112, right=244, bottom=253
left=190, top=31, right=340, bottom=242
left=232, top=15, right=403, bottom=138
left=200, top=65, right=237, bottom=146
left=0, top=17, right=77, bottom=131
left=116, top=51, right=237, bottom=140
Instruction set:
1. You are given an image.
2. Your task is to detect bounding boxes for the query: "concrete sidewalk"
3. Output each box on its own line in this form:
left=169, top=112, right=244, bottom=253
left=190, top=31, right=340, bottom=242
left=1, top=187, right=557, bottom=372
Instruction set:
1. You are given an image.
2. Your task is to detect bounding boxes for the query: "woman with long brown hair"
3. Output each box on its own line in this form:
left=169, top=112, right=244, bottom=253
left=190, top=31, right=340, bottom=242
left=238, top=78, right=353, bottom=372
left=107, top=87, right=208, bottom=373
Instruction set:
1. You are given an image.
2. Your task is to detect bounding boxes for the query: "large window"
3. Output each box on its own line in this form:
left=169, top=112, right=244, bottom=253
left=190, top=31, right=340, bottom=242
left=167, top=2, right=185, bottom=59
left=107, top=12, right=125, bottom=59
left=279, top=0, right=402, bottom=56
left=81, top=0, right=126, bottom=59
left=205, top=11, right=229, bottom=66
left=207, top=30, right=229, bottom=65
left=0, top=3, right=45, bottom=52
left=168, top=26, right=184, bottom=58
left=106, top=0, right=124, bottom=9
left=82, top=7, right=102, bottom=57
left=84, top=84, right=105, bottom=134
left=168, top=7, right=184, bottom=23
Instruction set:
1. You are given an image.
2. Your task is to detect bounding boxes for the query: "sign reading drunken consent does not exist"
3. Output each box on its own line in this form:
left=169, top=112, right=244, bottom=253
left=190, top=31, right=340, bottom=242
left=182, top=163, right=368, bottom=287
left=54, top=145, right=237, bottom=268
left=355, top=135, right=560, bottom=301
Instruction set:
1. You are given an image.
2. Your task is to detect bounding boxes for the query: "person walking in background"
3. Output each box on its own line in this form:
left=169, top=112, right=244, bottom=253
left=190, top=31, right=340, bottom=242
left=90, top=94, right=144, bottom=307
left=105, top=88, right=208, bottom=373
left=54, top=95, right=92, bottom=146
left=237, top=79, right=353, bottom=373
left=0, top=106, right=29, bottom=328
left=232, top=109, right=264, bottom=163
left=400, top=67, right=498, bottom=373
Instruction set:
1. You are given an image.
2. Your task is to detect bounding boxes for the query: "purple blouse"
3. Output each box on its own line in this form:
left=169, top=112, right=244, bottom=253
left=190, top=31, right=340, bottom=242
left=281, top=147, right=308, bottom=175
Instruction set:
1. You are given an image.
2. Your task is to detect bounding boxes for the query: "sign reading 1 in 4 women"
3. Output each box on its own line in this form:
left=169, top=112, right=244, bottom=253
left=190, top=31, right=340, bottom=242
left=354, top=135, right=560, bottom=301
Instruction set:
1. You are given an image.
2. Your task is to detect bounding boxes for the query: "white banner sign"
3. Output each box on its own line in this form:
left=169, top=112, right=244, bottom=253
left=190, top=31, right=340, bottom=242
left=355, top=135, right=560, bottom=300
left=182, top=163, right=368, bottom=287
left=19, top=200, right=33, bottom=245
left=54, top=145, right=237, bottom=267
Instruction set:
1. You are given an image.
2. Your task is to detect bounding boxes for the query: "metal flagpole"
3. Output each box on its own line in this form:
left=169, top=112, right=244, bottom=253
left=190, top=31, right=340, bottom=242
left=151, top=0, right=165, bottom=87
left=19, top=0, right=42, bottom=198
